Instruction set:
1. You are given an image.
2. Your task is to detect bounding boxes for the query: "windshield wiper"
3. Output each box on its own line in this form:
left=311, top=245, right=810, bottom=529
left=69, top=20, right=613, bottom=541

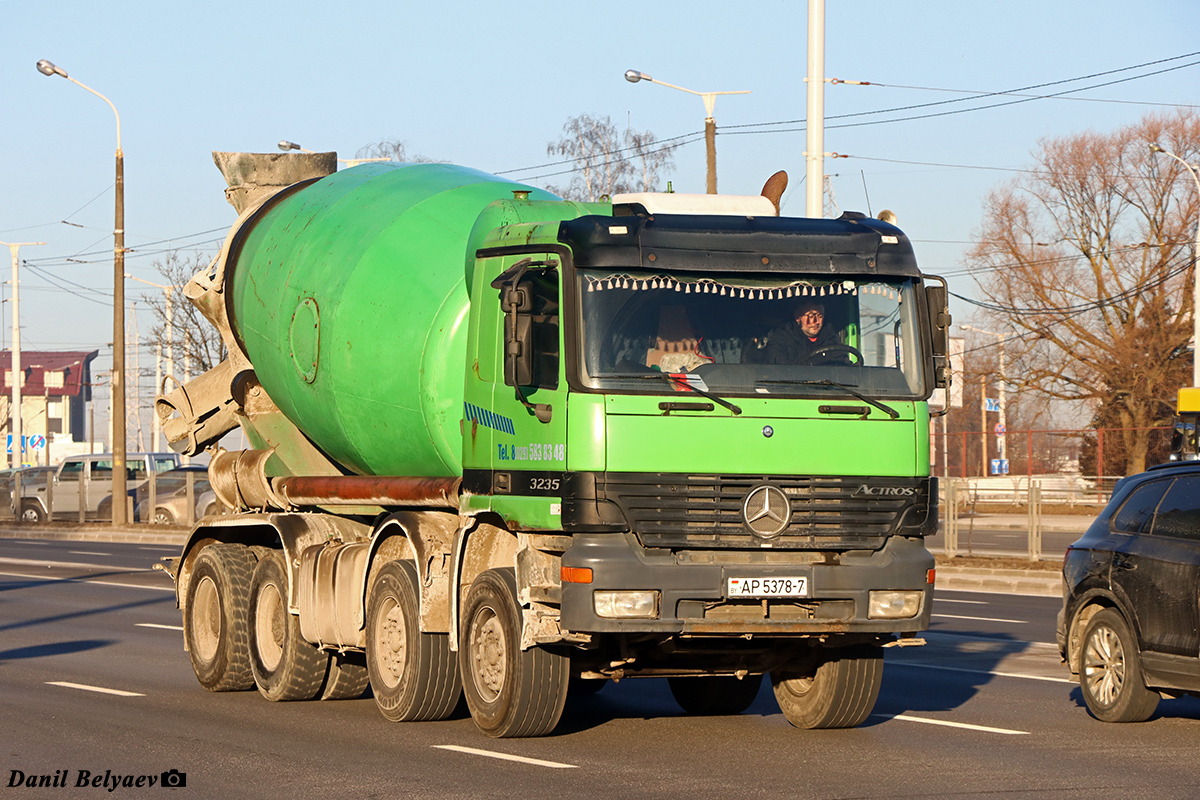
left=756, top=378, right=900, bottom=419
left=602, top=372, right=742, bottom=416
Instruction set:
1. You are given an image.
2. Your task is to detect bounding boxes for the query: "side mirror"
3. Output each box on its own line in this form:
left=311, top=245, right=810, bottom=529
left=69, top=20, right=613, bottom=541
left=502, top=283, right=537, bottom=388
left=924, top=278, right=951, bottom=389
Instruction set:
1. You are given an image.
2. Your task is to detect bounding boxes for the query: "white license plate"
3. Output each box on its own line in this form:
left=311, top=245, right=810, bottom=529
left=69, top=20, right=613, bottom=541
left=727, top=576, right=809, bottom=598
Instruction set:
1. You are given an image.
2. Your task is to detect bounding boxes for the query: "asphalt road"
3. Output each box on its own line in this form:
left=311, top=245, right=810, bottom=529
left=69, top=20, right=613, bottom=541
left=4, top=538, right=1200, bottom=799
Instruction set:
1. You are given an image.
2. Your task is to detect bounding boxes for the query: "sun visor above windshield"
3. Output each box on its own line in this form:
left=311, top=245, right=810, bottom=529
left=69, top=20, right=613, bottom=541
left=558, top=214, right=919, bottom=276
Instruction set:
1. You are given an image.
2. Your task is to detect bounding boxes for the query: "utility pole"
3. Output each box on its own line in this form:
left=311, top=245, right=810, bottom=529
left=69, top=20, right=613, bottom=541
left=805, top=0, right=825, bottom=217
left=963, top=324, right=1009, bottom=475
left=0, top=241, right=45, bottom=470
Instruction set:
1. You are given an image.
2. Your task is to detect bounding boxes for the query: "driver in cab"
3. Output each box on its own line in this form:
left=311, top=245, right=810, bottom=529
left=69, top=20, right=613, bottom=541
left=763, top=299, right=844, bottom=364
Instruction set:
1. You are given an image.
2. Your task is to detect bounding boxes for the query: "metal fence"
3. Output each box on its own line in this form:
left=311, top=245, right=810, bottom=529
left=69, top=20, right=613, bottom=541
left=1, top=468, right=221, bottom=527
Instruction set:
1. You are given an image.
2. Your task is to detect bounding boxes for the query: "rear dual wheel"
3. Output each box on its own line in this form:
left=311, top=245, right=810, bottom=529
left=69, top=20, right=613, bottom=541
left=366, top=561, right=461, bottom=721
left=248, top=551, right=327, bottom=701
left=184, top=543, right=257, bottom=692
left=669, top=674, right=763, bottom=716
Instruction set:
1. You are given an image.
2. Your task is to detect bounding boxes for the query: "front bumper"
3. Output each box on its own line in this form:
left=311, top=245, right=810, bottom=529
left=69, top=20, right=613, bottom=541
left=560, top=533, right=934, bottom=636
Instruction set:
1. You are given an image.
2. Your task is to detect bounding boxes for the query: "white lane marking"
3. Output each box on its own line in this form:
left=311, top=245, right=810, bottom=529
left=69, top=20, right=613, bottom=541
left=0, top=556, right=150, bottom=571
left=69, top=551, right=111, bottom=557
left=46, top=681, right=145, bottom=697
left=433, top=745, right=577, bottom=769
left=890, top=660, right=1073, bottom=684
left=136, top=623, right=183, bottom=631
left=933, top=613, right=1027, bottom=624
left=873, top=713, right=1028, bottom=735
left=934, top=598, right=988, bottom=605
left=0, top=572, right=175, bottom=592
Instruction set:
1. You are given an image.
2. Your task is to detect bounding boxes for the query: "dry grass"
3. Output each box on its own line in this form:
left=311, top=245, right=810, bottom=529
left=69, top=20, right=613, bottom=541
left=935, top=553, right=1062, bottom=572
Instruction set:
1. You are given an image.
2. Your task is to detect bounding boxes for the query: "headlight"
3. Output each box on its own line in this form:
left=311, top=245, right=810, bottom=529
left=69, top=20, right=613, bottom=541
left=593, top=590, right=660, bottom=619
left=868, top=590, right=923, bottom=619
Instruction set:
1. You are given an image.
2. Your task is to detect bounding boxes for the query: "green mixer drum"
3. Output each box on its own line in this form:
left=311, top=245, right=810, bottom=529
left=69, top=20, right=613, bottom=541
left=226, top=162, right=555, bottom=477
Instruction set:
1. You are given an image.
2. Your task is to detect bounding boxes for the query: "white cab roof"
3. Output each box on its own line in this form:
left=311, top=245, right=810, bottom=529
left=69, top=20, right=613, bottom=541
left=611, top=192, right=778, bottom=217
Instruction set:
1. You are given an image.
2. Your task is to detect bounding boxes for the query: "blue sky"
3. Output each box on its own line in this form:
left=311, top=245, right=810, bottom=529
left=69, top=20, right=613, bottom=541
left=1, top=0, right=1197, bottom=431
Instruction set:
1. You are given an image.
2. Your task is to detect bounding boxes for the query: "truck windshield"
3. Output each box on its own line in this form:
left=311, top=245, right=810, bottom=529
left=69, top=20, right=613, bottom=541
left=576, top=270, right=926, bottom=399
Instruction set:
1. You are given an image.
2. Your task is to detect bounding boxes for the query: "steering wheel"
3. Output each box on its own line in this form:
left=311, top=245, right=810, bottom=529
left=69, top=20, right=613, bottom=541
left=806, top=344, right=864, bottom=365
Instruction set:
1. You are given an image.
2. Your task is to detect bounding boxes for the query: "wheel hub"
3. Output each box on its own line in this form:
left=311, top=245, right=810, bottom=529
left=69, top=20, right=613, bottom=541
left=470, top=607, right=507, bottom=702
left=1083, top=625, right=1125, bottom=706
left=375, top=598, right=408, bottom=685
left=255, top=582, right=285, bottom=671
left=193, top=576, right=221, bottom=662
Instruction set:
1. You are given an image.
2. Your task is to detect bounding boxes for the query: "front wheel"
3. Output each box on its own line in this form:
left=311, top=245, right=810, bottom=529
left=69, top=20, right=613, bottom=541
left=459, top=568, right=568, bottom=738
left=771, top=645, right=883, bottom=729
left=1079, top=608, right=1159, bottom=722
left=248, top=551, right=327, bottom=701
left=20, top=501, right=45, bottom=523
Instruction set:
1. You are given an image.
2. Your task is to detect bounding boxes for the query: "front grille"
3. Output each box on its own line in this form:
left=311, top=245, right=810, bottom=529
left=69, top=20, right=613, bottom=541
left=597, top=473, right=925, bottom=550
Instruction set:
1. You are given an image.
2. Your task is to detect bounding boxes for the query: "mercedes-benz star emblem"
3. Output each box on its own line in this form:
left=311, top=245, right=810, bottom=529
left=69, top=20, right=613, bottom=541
left=742, top=484, right=791, bottom=539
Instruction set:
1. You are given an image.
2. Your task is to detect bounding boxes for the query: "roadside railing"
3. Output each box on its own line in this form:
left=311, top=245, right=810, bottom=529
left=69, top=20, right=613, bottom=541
left=2, top=468, right=222, bottom=527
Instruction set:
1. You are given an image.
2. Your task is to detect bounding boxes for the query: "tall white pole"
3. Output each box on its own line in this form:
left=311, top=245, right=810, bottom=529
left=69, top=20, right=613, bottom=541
left=0, top=242, right=45, bottom=469
left=805, top=0, right=825, bottom=217
left=1150, top=144, right=1200, bottom=386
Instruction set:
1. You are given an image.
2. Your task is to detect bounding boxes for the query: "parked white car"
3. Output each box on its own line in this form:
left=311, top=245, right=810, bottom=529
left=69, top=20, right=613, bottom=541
left=19, top=453, right=180, bottom=522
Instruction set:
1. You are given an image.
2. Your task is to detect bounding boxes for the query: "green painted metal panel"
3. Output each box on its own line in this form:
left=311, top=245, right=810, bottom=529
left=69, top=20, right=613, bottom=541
left=227, top=163, right=558, bottom=477
left=603, top=398, right=924, bottom=476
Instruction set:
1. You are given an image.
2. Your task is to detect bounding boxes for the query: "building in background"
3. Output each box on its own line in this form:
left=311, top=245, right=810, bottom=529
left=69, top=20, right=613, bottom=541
left=0, top=350, right=99, bottom=466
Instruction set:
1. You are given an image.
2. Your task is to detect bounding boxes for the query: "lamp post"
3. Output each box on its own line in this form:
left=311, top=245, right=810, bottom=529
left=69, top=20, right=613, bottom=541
left=37, top=59, right=128, bottom=525
left=1150, top=143, right=1200, bottom=387
left=624, top=70, right=750, bottom=195
left=961, top=324, right=1008, bottom=474
left=0, top=241, right=45, bottom=473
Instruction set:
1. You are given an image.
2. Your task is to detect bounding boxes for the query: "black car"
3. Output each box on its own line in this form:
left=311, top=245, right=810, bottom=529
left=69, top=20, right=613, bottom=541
left=1059, top=460, right=1200, bottom=722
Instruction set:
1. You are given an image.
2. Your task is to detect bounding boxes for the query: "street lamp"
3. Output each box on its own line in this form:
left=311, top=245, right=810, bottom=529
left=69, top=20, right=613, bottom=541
left=961, top=324, right=1008, bottom=476
left=37, top=59, right=129, bottom=526
left=624, top=70, right=750, bottom=195
left=1150, top=142, right=1200, bottom=387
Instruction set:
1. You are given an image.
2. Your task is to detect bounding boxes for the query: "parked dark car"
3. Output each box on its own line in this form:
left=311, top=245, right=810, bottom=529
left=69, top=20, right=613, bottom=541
left=1059, top=460, right=1200, bottom=722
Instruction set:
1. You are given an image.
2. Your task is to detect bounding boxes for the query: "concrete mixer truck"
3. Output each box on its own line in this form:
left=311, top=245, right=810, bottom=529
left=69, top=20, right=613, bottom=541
left=158, top=152, right=951, bottom=738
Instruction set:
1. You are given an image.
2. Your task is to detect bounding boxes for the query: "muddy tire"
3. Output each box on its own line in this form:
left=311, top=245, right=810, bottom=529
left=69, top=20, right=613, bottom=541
left=248, top=551, right=327, bottom=701
left=459, top=568, right=568, bottom=738
left=1079, top=608, right=1159, bottom=723
left=771, top=645, right=883, bottom=729
left=184, top=543, right=257, bottom=692
left=366, top=561, right=461, bottom=721
left=320, top=652, right=371, bottom=700
left=669, top=674, right=763, bottom=716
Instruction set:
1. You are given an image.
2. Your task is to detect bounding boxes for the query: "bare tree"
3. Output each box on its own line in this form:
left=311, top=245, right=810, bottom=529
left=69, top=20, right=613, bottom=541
left=355, top=139, right=437, bottom=163
left=545, top=113, right=676, bottom=201
left=968, top=110, right=1199, bottom=474
left=144, top=250, right=227, bottom=389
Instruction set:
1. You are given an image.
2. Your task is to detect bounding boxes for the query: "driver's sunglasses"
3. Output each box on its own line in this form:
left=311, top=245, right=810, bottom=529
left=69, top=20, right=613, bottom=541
left=799, top=311, right=824, bottom=321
